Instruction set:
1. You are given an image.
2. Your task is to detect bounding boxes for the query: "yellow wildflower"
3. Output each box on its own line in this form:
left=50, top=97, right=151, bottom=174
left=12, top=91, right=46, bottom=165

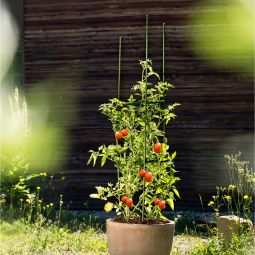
left=224, top=195, right=232, bottom=201
left=208, top=201, right=214, bottom=206
left=36, top=186, right=41, bottom=190
left=243, top=195, right=249, bottom=200
left=228, top=185, right=236, bottom=190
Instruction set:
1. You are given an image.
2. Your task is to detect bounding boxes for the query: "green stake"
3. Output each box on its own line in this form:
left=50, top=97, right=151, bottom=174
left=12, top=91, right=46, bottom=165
left=118, top=37, right=122, bottom=99
left=117, top=37, right=122, bottom=202
left=162, top=23, right=166, bottom=134
left=142, top=14, right=149, bottom=223
left=162, top=23, right=165, bottom=83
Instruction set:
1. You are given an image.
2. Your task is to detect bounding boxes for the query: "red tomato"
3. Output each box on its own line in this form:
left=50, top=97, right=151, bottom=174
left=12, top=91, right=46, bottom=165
left=145, top=172, right=153, bottom=182
left=158, top=200, right=166, bottom=210
left=154, top=198, right=160, bottom=205
left=126, top=198, right=133, bottom=208
left=153, top=143, right=162, bottom=153
left=139, top=169, right=147, bottom=177
left=121, top=196, right=127, bottom=203
left=115, top=131, right=123, bottom=140
left=121, top=128, right=129, bottom=137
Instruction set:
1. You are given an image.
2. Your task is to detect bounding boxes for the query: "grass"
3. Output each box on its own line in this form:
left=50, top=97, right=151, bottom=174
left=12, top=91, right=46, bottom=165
left=0, top=218, right=207, bottom=255
left=0, top=217, right=253, bottom=255
left=0, top=219, right=108, bottom=255
left=171, top=235, right=208, bottom=255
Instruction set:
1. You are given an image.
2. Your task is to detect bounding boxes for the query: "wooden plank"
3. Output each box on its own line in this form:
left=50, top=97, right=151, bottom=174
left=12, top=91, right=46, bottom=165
left=24, top=0, right=254, bottom=211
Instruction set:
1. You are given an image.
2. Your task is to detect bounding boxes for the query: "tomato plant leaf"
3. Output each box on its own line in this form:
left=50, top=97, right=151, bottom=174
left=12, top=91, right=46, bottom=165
left=167, top=198, right=175, bottom=210
left=173, top=188, right=180, bottom=198
left=171, top=151, right=176, bottom=160
left=101, top=155, right=107, bottom=167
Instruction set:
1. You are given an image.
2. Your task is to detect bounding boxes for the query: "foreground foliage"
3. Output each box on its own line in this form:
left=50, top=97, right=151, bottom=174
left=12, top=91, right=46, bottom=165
left=0, top=88, right=67, bottom=223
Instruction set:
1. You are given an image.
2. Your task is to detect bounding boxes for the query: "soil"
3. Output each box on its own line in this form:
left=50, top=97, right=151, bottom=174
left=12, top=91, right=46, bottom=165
left=112, top=216, right=170, bottom=225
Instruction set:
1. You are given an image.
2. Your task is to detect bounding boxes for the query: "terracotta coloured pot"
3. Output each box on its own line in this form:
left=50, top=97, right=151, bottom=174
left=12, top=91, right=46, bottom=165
left=106, top=218, right=175, bottom=255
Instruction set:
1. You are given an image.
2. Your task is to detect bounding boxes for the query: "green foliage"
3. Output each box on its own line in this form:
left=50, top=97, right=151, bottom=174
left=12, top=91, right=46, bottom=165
left=88, top=59, right=180, bottom=220
left=0, top=88, right=58, bottom=222
left=0, top=219, right=107, bottom=255
left=0, top=88, right=38, bottom=213
left=189, top=232, right=254, bottom=255
left=204, top=153, right=255, bottom=254
left=0, top=217, right=208, bottom=255
left=208, top=153, right=255, bottom=220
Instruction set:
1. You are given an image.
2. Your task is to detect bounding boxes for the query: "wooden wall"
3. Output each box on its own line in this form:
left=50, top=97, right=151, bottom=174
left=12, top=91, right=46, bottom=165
left=24, top=0, right=254, bottom=210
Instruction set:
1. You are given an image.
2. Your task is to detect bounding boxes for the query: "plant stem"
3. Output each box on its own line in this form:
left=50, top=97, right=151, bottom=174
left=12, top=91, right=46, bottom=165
left=10, top=188, right=13, bottom=220
left=58, top=195, right=63, bottom=227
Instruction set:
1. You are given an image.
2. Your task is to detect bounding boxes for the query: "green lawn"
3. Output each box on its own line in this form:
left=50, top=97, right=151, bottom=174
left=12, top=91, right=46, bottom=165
left=0, top=219, right=253, bottom=255
left=0, top=219, right=206, bottom=255
left=0, top=220, right=107, bottom=255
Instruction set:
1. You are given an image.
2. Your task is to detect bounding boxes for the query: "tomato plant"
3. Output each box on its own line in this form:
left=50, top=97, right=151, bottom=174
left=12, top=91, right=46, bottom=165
left=88, top=59, right=180, bottom=221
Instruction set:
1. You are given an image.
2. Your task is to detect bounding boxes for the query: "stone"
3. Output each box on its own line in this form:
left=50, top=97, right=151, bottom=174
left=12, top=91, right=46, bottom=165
left=217, top=215, right=253, bottom=244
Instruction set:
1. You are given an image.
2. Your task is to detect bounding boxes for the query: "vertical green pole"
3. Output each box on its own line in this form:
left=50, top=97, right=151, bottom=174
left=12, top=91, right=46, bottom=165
left=162, top=23, right=165, bottom=83
left=142, top=15, right=149, bottom=222
left=162, top=23, right=166, bottom=135
left=117, top=37, right=122, bottom=202
left=118, top=37, right=122, bottom=100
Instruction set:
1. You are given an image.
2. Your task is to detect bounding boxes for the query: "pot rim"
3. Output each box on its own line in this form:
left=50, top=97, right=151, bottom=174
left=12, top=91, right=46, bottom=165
left=106, top=218, right=175, bottom=226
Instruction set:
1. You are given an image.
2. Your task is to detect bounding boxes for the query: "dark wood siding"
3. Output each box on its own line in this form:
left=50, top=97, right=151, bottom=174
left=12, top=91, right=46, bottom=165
left=24, top=0, right=254, bottom=210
